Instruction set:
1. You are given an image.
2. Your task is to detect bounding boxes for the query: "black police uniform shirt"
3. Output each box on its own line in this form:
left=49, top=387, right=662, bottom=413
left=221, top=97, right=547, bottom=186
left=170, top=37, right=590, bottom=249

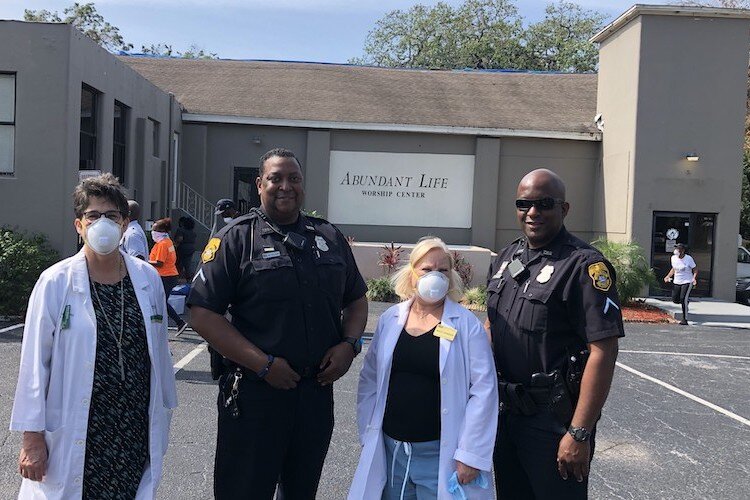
left=487, top=226, right=625, bottom=385
left=187, top=211, right=367, bottom=371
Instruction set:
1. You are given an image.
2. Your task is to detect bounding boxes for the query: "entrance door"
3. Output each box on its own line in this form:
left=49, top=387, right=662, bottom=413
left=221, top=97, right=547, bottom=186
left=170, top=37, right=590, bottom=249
left=650, top=212, right=715, bottom=297
left=233, top=167, right=260, bottom=215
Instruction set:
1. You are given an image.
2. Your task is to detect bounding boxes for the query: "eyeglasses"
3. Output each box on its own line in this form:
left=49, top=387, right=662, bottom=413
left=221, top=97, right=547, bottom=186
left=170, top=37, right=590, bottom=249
left=81, top=210, right=125, bottom=223
left=515, top=198, right=564, bottom=211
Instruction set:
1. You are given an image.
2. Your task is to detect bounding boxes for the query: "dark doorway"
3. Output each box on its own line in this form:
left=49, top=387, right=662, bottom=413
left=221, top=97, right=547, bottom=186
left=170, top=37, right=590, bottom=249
left=233, top=167, right=260, bottom=215
left=650, top=212, right=715, bottom=297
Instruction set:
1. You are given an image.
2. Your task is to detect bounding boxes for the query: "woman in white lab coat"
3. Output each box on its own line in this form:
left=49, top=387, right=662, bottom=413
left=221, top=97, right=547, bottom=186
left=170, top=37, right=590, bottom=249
left=10, top=173, right=177, bottom=500
left=349, top=237, right=498, bottom=500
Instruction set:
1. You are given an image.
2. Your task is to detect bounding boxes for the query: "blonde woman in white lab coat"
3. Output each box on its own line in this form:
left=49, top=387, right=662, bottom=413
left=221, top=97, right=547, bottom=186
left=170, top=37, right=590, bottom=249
left=10, top=173, right=177, bottom=499
left=350, top=237, right=498, bottom=500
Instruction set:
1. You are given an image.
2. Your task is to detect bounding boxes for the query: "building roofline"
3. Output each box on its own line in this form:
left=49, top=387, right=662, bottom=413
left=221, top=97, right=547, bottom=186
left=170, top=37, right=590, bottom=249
left=590, top=4, right=750, bottom=43
left=182, top=113, right=602, bottom=141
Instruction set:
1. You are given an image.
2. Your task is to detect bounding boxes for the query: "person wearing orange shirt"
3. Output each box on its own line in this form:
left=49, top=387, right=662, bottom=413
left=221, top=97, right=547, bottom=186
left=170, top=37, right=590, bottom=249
left=150, top=218, right=188, bottom=335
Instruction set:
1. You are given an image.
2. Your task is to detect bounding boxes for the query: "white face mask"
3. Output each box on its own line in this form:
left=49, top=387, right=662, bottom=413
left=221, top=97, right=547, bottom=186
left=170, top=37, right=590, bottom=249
left=85, top=217, right=122, bottom=255
left=223, top=217, right=233, bottom=224
left=673, top=249, right=681, bottom=256
left=151, top=231, right=169, bottom=242
left=416, top=271, right=450, bottom=304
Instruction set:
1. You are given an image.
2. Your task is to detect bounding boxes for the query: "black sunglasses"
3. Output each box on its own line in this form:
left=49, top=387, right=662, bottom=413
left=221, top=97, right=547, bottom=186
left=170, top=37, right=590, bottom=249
left=515, top=198, right=564, bottom=211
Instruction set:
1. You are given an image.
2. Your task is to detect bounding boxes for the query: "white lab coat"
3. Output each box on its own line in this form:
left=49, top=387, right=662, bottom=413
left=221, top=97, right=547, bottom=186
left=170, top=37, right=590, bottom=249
left=10, top=250, right=178, bottom=500
left=349, top=298, right=498, bottom=500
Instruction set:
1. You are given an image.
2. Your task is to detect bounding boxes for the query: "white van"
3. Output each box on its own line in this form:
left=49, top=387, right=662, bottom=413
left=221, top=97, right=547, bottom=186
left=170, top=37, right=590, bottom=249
left=736, top=245, right=750, bottom=304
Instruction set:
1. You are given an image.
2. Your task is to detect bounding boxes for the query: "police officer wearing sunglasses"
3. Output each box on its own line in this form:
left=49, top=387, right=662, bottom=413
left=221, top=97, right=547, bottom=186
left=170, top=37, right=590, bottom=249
left=485, top=169, right=624, bottom=499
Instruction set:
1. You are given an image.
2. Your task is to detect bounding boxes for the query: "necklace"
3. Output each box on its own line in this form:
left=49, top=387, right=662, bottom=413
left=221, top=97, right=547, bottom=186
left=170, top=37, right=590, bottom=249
left=411, top=301, right=443, bottom=319
left=90, top=257, right=126, bottom=382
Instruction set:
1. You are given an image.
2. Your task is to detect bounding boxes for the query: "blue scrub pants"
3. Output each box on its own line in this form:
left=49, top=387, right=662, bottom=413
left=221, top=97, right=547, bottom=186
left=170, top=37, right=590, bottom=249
left=383, top=434, right=440, bottom=500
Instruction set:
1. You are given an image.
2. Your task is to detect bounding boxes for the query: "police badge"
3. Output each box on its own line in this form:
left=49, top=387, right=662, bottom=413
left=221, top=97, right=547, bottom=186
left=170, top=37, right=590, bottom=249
left=588, top=262, right=612, bottom=292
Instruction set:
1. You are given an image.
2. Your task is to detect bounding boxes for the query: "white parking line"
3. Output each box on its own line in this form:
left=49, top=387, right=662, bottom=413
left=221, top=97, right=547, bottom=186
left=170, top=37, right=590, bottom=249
left=616, top=361, right=750, bottom=428
left=0, top=323, right=24, bottom=334
left=173, top=342, right=208, bottom=375
left=620, top=349, right=750, bottom=361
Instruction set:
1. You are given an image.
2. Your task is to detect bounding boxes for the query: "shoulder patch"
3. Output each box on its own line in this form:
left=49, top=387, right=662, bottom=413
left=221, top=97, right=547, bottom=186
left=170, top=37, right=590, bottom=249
left=201, top=238, right=221, bottom=263
left=588, top=262, right=612, bottom=292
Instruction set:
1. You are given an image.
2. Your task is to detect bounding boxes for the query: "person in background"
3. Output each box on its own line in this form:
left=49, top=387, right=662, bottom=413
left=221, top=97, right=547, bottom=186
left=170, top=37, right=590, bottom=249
left=11, top=173, right=177, bottom=499
left=664, top=242, right=697, bottom=325
left=120, top=200, right=149, bottom=260
left=174, top=216, right=197, bottom=280
left=210, top=198, right=239, bottom=238
left=149, top=218, right=188, bottom=335
left=350, top=237, right=498, bottom=500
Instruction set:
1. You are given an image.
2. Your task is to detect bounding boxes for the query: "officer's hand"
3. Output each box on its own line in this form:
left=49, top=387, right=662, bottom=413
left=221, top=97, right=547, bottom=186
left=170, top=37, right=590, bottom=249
left=317, top=343, right=355, bottom=386
left=264, top=357, right=300, bottom=390
left=663, top=276, right=670, bottom=283
left=18, top=432, right=47, bottom=482
left=556, top=433, right=590, bottom=482
left=456, top=461, right=479, bottom=484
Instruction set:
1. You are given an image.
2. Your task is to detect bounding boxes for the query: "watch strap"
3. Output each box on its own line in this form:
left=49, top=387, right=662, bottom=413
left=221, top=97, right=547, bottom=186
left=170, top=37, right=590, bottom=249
left=342, top=336, right=362, bottom=356
left=568, top=426, right=591, bottom=442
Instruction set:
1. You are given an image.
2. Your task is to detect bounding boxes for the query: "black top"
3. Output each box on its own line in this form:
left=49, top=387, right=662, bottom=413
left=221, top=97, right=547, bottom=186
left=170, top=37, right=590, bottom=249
left=486, top=226, right=625, bottom=385
left=84, top=276, right=151, bottom=499
left=187, top=211, right=367, bottom=370
left=382, top=326, right=441, bottom=442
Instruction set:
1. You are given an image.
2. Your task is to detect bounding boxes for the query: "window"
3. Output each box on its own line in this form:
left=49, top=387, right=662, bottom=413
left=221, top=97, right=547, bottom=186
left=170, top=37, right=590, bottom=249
left=149, top=118, right=160, bottom=157
left=0, top=73, right=15, bottom=174
left=79, top=84, right=98, bottom=170
left=738, top=247, right=750, bottom=264
left=113, top=101, right=128, bottom=184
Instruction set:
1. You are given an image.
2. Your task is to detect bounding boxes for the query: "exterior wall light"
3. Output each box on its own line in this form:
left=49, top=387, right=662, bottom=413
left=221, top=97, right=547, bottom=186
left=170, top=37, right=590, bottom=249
left=685, top=154, right=700, bottom=162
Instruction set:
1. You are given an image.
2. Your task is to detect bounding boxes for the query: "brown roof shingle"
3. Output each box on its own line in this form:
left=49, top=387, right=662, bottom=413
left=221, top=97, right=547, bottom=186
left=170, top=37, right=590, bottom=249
left=120, top=56, right=599, bottom=136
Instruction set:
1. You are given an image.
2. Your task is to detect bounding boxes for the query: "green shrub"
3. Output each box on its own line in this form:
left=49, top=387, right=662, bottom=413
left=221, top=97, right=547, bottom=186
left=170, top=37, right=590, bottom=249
left=462, top=285, right=487, bottom=309
left=366, top=277, right=398, bottom=303
left=591, top=238, right=656, bottom=304
left=0, top=227, right=59, bottom=317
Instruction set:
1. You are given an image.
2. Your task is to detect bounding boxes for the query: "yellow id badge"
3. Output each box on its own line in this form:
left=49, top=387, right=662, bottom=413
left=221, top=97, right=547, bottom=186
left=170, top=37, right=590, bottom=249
left=433, top=323, right=457, bottom=341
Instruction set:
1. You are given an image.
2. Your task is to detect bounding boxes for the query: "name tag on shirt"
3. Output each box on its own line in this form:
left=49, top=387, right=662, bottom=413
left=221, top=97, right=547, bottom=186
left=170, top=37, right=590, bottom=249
left=61, top=305, right=71, bottom=330
left=433, top=323, right=457, bottom=341
left=262, top=251, right=281, bottom=259
left=151, top=314, right=163, bottom=323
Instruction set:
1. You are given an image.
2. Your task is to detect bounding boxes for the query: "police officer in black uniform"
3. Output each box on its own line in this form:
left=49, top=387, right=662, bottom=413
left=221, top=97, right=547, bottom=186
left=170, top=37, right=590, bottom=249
left=188, top=148, right=368, bottom=499
left=486, top=169, right=624, bottom=499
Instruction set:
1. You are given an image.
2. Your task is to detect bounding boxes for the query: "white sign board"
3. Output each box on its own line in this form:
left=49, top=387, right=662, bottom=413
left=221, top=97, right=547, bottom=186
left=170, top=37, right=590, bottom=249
left=328, top=151, right=475, bottom=228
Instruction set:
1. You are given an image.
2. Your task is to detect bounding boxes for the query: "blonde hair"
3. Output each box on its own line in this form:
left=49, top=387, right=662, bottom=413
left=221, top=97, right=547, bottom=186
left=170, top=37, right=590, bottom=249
left=392, top=237, right=464, bottom=302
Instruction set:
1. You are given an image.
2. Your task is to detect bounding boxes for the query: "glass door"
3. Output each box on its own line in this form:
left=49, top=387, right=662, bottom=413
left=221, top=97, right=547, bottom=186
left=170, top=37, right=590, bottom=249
left=650, top=212, right=715, bottom=297
left=233, top=167, right=260, bottom=215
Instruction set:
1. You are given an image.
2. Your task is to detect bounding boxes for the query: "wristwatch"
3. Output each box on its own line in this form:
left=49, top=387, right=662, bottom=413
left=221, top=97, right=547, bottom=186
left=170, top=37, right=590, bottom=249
left=568, top=426, right=592, bottom=442
left=342, top=337, right=363, bottom=356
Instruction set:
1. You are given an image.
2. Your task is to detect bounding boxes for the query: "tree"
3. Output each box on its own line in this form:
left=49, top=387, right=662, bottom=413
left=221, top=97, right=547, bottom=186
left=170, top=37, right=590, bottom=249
left=523, top=1, right=605, bottom=72
left=351, top=0, right=606, bottom=72
left=24, top=2, right=133, bottom=52
left=141, top=43, right=218, bottom=59
left=24, top=2, right=218, bottom=58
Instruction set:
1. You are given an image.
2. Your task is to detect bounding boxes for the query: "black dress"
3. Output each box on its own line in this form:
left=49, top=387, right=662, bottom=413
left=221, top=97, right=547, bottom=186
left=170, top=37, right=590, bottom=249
left=84, top=276, right=151, bottom=500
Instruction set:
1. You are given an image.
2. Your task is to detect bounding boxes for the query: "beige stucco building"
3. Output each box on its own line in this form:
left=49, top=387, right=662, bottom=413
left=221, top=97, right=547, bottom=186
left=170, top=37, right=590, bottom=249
left=1, top=4, right=749, bottom=300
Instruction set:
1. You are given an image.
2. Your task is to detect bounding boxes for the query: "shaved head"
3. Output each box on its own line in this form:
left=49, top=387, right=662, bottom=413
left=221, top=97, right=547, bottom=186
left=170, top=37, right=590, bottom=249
left=517, top=169, right=566, bottom=200
left=127, top=200, right=141, bottom=221
left=515, top=169, right=569, bottom=249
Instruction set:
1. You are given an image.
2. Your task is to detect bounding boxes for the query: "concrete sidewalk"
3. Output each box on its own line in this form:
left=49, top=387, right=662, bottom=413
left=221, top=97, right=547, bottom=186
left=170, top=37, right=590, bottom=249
left=646, top=297, right=750, bottom=329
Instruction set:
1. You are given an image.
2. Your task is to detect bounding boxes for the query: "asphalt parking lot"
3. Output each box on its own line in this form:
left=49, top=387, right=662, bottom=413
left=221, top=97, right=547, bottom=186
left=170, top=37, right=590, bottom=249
left=1, top=305, right=749, bottom=499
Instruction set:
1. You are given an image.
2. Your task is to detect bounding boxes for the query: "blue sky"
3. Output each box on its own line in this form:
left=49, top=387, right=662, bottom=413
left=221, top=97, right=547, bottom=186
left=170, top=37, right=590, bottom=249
left=1, top=1, right=638, bottom=63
